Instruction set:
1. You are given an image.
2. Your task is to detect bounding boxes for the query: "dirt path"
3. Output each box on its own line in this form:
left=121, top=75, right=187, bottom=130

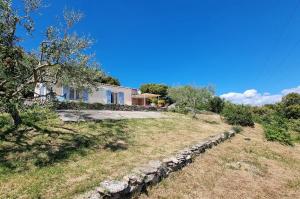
left=57, top=110, right=167, bottom=122
left=141, top=125, right=300, bottom=199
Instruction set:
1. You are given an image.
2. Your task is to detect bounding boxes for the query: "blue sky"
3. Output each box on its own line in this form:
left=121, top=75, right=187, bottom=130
left=16, top=0, right=300, bottom=103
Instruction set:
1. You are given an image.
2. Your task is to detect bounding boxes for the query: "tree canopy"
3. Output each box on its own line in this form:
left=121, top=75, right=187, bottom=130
left=96, top=75, right=121, bottom=86
left=168, top=85, right=214, bottom=117
left=140, top=83, right=168, bottom=97
left=281, top=93, right=300, bottom=119
left=0, top=0, right=102, bottom=126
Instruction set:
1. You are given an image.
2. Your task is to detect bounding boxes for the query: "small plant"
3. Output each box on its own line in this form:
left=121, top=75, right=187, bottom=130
left=232, top=126, right=243, bottom=133
left=34, top=153, right=51, bottom=166
left=222, top=103, right=254, bottom=127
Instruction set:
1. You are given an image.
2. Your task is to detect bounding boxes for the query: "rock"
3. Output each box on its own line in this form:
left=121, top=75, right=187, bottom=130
left=167, top=103, right=176, bottom=111
left=97, top=180, right=129, bottom=198
left=86, top=190, right=101, bottom=199
left=123, top=171, right=146, bottom=196
left=134, top=160, right=166, bottom=186
left=228, top=129, right=236, bottom=137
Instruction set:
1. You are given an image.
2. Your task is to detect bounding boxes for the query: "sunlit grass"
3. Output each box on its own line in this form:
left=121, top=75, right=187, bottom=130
left=0, top=109, right=231, bottom=198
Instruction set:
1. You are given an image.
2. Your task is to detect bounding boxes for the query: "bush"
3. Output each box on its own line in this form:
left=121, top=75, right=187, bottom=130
left=263, top=115, right=293, bottom=145
left=282, top=93, right=300, bottom=119
left=208, top=96, right=225, bottom=113
left=21, top=106, right=58, bottom=126
left=157, top=99, right=166, bottom=107
left=0, top=114, right=12, bottom=130
left=283, top=104, right=300, bottom=119
left=232, top=126, right=243, bottom=133
left=222, top=104, right=254, bottom=127
left=288, top=119, right=300, bottom=133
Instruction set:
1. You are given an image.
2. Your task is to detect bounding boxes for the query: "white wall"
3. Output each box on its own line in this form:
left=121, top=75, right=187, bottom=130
left=88, top=85, right=133, bottom=105
left=34, top=83, right=133, bottom=105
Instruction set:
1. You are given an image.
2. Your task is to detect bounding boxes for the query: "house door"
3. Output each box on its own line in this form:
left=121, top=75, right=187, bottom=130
left=111, top=92, right=118, bottom=104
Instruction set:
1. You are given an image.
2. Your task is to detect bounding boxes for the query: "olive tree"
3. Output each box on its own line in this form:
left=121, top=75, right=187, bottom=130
left=0, top=0, right=102, bottom=126
left=168, top=85, right=214, bottom=118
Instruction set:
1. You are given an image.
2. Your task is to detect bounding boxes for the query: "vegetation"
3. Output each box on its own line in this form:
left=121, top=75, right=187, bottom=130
left=96, top=75, right=121, bottom=86
left=0, top=0, right=102, bottom=126
left=140, top=83, right=169, bottom=97
left=0, top=110, right=230, bottom=198
left=263, top=114, right=293, bottom=145
left=282, top=93, right=300, bottom=119
left=222, top=103, right=254, bottom=127
left=140, top=126, right=300, bottom=199
left=250, top=93, right=300, bottom=145
left=232, top=125, right=243, bottom=133
left=167, top=85, right=214, bottom=117
left=208, top=96, right=225, bottom=113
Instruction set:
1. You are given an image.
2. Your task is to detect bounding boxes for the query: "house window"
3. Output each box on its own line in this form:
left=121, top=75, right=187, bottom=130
left=111, top=92, right=118, bottom=104
left=69, top=87, right=82, bottom=100
left=69, top=88, right=75, bottom=100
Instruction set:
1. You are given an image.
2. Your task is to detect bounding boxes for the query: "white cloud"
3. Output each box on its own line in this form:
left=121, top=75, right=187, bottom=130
left=220, top=85, right=300, bottom=106
left=281, top=86, right=300, bottom=95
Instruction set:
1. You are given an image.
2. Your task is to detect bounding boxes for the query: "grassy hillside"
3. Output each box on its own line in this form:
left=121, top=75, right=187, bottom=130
left=141, top=125, right=300, bottom=199
left=0, top=110, right=230, bottom=199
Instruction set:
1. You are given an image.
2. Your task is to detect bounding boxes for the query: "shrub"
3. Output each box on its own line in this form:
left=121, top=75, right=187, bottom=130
left=263, top=115, right=293, bottom=145
left=0, top=114, right=12, bottom=130
left=283, top=104, right=300, bottom=119
left=21, top=106, right=58, bottom=126
left=222, top=103, right=254, bottom=127
left=282, top=93, right=300, bottom=107
left=208, top=96, right=225, bottom=113
left=288, top=119, right=300, bottom=133
left=282, top=93, right=300, bottom=119
left=157, top=99, right=166, bottom=107
left=232, top=126, right=243, bottom=133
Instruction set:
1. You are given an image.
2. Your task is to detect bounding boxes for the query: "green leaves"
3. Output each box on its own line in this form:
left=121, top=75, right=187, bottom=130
left=0, top=1, right=103, bottom=125
left=167, top=85, right=214, bottom=116
left=222, top=103, right=254, bottom=127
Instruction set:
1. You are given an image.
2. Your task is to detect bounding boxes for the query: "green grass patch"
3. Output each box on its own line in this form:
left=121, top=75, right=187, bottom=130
left=0, top=108, right=231, bottom=198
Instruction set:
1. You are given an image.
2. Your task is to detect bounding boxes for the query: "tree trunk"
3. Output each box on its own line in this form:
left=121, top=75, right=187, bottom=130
left=8, top=103, right=22, bottom=127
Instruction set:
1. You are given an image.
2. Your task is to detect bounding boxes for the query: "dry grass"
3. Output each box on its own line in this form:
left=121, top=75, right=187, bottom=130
left=0, top=112, right=230, bottom=199
left=141, top=125, right=300, bottom=199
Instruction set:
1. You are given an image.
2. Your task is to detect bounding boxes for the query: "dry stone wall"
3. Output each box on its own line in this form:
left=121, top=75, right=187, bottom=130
left=85, top=129, right=237, bottom=199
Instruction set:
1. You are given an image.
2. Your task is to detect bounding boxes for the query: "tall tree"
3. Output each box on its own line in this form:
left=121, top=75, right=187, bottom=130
left=96, top=75, right=121, bottom=86
left=140, top=83, right=168, bottom=97
left=168, top=85, right=214, bottom=118
left=0, top=0, right=102, bottom=126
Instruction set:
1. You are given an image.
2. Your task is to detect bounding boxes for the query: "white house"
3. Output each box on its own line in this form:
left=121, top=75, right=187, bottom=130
left=35, top=83, right=136, bottom=105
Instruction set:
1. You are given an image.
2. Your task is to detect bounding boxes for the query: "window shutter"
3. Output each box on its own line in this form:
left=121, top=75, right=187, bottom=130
left=83, top=89, right=89, bottom=102
left=118, top=92, right=125, bottom=105
left=62, top=86, right=70, bottom=100
left=106, top=90, right=112, bottom=104
left=40, top=84, right=47, bottom=99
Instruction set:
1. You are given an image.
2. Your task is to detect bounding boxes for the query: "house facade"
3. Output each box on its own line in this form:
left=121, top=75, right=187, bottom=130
left=35, top=83, right=135, bottom=105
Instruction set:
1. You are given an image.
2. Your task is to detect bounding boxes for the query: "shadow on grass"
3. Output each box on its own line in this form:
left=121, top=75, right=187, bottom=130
left=0, top=119, right=130, bottom=173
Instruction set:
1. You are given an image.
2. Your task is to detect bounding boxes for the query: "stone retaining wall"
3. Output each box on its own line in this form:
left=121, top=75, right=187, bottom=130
left=85, top=129, right=237, bottom=199
left=56, top=102, right=167, bottom=112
